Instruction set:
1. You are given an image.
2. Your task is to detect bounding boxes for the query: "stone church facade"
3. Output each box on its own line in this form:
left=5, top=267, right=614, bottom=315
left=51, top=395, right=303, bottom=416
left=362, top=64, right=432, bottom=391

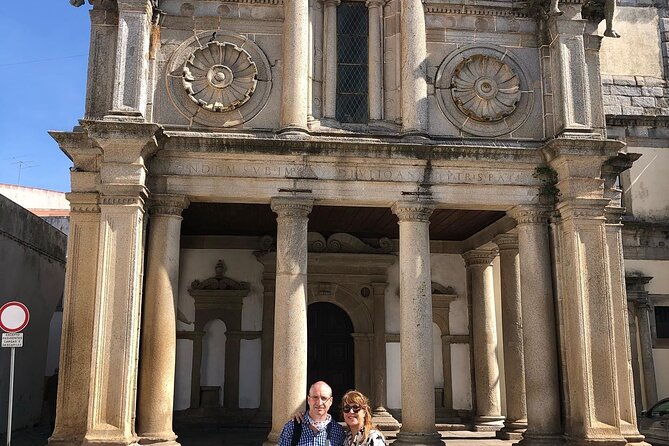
left=49, top=0, right=656, bottom=445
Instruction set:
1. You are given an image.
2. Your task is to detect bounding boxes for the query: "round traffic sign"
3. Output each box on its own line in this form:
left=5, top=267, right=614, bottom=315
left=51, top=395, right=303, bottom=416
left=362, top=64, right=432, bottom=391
left=0, top=301, right=30, bottom=333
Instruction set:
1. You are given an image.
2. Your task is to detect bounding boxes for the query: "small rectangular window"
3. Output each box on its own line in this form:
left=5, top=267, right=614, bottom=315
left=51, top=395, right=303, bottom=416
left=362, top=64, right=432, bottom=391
left=336, top=2, right=368, bottom=123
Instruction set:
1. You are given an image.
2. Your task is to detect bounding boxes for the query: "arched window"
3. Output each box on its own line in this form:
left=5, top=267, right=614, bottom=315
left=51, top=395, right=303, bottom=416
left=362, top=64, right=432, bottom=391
left=336, top=1, right=369, bottom=123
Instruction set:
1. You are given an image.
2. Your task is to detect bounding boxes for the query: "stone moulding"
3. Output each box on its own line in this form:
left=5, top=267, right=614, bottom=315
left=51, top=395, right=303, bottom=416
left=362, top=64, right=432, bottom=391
left=260, top=232, right=395, bottom=253
left=424, top=4, right=530, bottom=18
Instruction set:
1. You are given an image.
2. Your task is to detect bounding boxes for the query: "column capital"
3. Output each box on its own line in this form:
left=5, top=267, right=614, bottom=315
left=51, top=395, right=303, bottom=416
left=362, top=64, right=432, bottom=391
left=391, top=201, right=434, bottom=222
left=149, top=194, right=190, bottom=217
left=365, top=0, right=385, bottom=7
left=507, top=205, right=551, bottom=225
left=66, top=192, right=101, bottom=214
left=492, top=233, right=518, bottom=252
left=556, top=198, right=609, bottom=222
left=322, top=0, right=341, bottom=6
left=270, top=197, right=313, bottom=218
left=462, top=248, right=498, bottom=268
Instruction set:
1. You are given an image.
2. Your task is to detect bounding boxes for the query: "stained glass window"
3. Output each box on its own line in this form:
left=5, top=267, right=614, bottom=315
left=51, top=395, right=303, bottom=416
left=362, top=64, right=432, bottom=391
left=336, top=2, right=368, bottom=123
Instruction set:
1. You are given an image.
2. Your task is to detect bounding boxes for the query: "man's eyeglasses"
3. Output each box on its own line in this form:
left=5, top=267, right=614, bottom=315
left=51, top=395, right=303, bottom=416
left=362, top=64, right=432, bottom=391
left=342, top=404, right=362, bottom=413
left=308, top=395, right=332, bottom=403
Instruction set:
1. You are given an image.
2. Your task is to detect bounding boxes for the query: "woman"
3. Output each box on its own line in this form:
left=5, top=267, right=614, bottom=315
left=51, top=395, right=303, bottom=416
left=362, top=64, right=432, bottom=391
left=340, top=390, right=386, bottom=446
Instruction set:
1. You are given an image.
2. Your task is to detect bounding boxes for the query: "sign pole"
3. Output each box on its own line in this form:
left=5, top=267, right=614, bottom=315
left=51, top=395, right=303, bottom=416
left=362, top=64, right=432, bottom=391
left=6, top=347, right=15, bottom=446
left=1, top=301, right=30, bottom=446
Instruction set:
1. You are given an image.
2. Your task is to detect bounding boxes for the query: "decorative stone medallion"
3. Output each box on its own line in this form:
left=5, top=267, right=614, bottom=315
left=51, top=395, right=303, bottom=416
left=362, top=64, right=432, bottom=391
left=435, top=45, right=534, bottom=137
left=451, top=55, right=520, bottom=122
left=182, top=41, right=258, bottom=112
left=166, top=31, right=272, bottom=128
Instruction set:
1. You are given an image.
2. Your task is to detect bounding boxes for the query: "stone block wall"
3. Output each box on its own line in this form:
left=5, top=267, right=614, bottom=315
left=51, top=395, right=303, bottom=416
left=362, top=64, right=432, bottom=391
left=602, top=74, right=669, bottom=116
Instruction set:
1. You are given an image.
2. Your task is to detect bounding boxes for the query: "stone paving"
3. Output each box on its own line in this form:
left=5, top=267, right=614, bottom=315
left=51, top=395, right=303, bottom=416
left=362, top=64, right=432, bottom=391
left=2, top=424, right=519, bottom=446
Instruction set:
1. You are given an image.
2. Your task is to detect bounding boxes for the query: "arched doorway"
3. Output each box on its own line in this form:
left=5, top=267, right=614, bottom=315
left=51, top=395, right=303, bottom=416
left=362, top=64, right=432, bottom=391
left=307, top=302, right=355, bottom=418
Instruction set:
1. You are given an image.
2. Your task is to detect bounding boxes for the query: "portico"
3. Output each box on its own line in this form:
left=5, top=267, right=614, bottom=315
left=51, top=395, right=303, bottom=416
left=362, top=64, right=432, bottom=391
left=50, top=0, right=647, bottom=445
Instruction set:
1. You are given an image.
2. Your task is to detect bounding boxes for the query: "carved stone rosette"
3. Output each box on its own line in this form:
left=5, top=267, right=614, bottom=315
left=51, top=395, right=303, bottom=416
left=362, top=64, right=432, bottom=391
left=435, top=44, right=534, bottom=137
left=182, top=41, right=258, bottom=112
left=451, top=55, right=520, bottom=122
left=165, top=30, right=272, bottom=128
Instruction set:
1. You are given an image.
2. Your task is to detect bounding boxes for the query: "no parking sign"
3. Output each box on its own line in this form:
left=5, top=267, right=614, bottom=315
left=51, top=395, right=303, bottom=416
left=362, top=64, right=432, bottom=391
left=1, top=301, right=30, bottom=446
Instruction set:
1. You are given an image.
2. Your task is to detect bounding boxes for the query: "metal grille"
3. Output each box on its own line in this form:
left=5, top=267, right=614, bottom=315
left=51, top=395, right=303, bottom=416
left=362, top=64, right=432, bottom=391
left=336, top=2, right=368, bottom=123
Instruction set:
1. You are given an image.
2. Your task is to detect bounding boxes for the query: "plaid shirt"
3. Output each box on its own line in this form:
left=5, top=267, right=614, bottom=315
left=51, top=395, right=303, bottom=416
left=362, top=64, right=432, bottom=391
left=278, top=413, right=347, bottom=446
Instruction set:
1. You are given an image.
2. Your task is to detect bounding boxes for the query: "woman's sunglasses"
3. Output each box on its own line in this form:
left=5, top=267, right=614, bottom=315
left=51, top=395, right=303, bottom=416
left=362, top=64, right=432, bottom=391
left=342, top=404, right=363, bottom=413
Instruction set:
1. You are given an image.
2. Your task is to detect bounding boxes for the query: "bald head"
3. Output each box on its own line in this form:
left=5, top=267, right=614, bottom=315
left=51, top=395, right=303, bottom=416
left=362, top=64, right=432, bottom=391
left=307, top=381, right=334, bottom=421
left=309, top=381, right=332, bottom=397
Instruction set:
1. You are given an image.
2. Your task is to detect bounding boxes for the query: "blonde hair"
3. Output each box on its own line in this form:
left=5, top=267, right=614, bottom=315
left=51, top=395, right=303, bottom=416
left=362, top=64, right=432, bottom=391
left=341, top=390, right=375, bottom=441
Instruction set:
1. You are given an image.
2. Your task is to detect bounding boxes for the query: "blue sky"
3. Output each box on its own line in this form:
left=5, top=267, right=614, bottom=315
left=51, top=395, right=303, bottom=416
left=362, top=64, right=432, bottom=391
left=0, top=2, right=91, bottom=192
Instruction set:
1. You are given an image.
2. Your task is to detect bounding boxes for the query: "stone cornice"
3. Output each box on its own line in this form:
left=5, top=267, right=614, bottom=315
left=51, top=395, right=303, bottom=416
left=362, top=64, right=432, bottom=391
left=82, top=120, right=163, bottom=163
left=161, top=131, right=545, bottom=164
left=391, top=202, right=435, bottom=222
left=462, top=248, right=498, bottom=267
left=607, top=115, right=669, bottom=128
left=423, top=3, right=530, bottom=18
left=100, top=195, right=146, bottom=207
left=66, top=192, right=101, bottom=214
left=270, top=197, right=313, bottom=218
left=556, top=198, right=609, bottom=220
left=542, top=137, right=624, bottom=163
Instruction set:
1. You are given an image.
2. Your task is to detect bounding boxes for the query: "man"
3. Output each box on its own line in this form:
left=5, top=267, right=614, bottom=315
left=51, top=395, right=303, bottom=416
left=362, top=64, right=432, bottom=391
left=277, top=381, right=347, bottom=446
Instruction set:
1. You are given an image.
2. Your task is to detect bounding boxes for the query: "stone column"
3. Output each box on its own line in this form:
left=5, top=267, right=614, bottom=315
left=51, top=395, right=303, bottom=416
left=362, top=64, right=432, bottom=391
left=367, top=0, right=384, bottom=121
left=546, top=8, right=595, bottom=136
left=353, top=333, right=374, bottom=397
left=58, top=121, right=159, bottom=445
left=371, top=282, right=400, bottom=430
left=281, top=0, right=310, bottom=133
left=626, top=276, right=656, bottom=409
left=224, top=331, right=242, bottom=408
left=137, top=195, right=189, bottom=445
left=400, top=0, right=428, bottom=134
left=264, top=198, right=313, bottom=446
left=493, top=234, right=527, bottom=440
left=190, top=331, right=204, bottom=409
left=48, top=191, right=101, bottom=446
left=258, top=253, right=277, bottom=413
left=626, top=300, right=643, bottom=414
left=552, top=197, right=627, bottom=445
left=109, top=0, right=153, bottom=119
left=508, top=206, right=562, bottom=445
left=463, top=249, right=504, bottom=431
left=603, top=205, right=649, bottom=444
left=635, top=295, right=658, bottom=407
left=441, top=335, right=452, bottom=410
left=391, top=202, right=443, bottom=446
left=322, top=0, right=339, bottom=120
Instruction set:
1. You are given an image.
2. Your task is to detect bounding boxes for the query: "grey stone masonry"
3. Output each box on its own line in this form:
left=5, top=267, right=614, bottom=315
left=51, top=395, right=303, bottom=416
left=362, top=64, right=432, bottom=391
left=602, top=74, right=669, bottom=116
